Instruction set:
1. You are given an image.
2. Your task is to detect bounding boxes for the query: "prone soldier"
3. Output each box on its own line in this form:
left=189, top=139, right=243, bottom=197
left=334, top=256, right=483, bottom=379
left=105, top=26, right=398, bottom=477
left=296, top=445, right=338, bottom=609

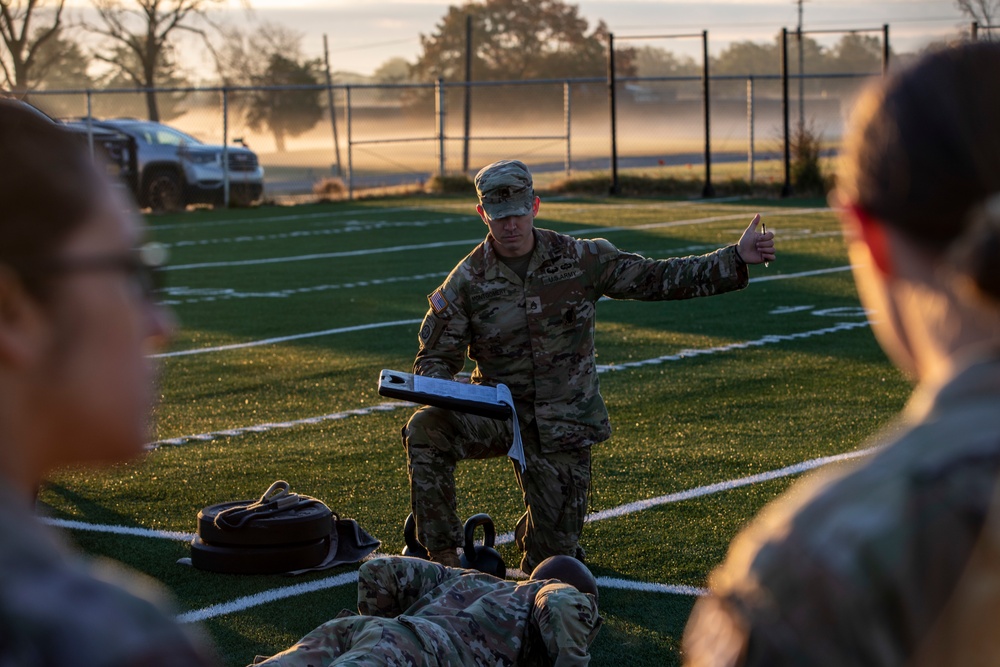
left=250, top=554, right=602, bottom=666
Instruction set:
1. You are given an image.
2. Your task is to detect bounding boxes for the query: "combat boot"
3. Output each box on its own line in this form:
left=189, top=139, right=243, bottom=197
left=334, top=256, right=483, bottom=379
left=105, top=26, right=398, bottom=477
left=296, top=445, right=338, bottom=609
left=429, top=547, right=461, bottom=567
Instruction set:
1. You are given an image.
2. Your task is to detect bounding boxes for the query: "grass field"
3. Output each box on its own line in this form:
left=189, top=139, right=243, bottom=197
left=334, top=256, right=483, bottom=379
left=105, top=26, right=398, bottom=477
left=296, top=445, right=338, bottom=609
left=37, top=195, right=912, bottom=666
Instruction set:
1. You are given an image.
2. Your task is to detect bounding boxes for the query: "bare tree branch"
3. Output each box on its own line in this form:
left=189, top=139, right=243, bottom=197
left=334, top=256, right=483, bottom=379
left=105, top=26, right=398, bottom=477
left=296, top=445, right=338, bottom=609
left=0, top=0, right=66, bottom=92
left=955, top=0, right=1000, bottom=34
left=85, top=0, right=241, bottom=120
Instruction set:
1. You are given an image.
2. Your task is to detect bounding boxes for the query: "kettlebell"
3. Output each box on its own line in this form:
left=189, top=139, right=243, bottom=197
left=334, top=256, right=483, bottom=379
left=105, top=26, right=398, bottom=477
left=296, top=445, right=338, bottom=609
left=459, top=513, right=506, bottom=578
left=401, top=513, right=429, bottom=560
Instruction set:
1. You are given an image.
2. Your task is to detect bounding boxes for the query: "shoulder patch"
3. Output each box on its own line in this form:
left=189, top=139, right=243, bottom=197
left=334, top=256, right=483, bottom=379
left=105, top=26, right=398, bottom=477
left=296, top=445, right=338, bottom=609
left=586, top=238, right=618, bottom=263
left=428, top=289, right=450, bottom=315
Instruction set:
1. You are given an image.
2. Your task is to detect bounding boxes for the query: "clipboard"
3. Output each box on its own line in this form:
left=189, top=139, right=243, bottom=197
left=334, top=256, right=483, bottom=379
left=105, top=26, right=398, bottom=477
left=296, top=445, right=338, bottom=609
left=377, top=369, right=525, bottom=472
left=377, top=370, right=512, bottom=420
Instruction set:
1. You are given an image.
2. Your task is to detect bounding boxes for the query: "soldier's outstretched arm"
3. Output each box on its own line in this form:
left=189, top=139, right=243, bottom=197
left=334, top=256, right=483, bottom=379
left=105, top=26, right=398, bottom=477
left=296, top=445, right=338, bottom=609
left=357, top=556, right=456, bottom=618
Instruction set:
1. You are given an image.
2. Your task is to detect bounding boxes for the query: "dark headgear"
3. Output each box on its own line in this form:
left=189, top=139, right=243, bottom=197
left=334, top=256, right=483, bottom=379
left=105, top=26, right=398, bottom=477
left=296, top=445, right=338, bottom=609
left=529, top=555, right=598, bottom=598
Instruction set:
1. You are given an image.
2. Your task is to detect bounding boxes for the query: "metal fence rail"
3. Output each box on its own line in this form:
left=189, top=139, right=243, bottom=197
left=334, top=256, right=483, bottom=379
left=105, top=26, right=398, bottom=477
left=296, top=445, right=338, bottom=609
left=7, top=66, right=878, bottom=205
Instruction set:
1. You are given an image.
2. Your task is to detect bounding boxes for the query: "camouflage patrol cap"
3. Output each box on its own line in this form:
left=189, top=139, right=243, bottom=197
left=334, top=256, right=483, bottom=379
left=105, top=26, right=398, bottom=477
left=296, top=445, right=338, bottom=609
left=475, top=159, right=535, bottom=219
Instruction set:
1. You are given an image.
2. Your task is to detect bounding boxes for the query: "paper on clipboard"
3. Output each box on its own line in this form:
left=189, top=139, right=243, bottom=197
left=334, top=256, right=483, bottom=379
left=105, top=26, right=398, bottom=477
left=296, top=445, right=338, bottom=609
left=378, top=370, right=526, bottom=472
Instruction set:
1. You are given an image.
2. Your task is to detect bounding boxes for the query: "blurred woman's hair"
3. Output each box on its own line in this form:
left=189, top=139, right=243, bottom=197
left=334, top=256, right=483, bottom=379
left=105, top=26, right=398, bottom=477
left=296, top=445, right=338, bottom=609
left=0, top=99, right=107, bottom=299
left=837, top=42, right=1000, bottom=302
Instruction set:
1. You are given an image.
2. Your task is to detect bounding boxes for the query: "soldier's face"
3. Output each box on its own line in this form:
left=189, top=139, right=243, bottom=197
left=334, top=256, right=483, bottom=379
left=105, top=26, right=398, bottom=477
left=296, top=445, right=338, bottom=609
left=478, top=196, right=540, bottom=258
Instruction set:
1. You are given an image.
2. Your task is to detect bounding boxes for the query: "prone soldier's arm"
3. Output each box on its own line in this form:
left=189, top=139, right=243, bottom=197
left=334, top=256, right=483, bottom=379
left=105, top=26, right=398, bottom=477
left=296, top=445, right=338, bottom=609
left=531, top=583, right=602, bottom=667
left=356, top=556, right=457, bottom=618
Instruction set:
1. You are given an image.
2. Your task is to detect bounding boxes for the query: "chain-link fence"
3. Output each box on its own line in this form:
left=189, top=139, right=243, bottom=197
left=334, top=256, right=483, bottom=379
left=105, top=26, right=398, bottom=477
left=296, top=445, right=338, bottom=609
left=16, top=69, right=875, bottom=203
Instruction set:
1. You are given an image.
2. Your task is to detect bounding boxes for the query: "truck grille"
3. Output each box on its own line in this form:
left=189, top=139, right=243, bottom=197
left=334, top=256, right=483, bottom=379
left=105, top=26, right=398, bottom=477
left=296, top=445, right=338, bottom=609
left=228, top=152, right=259, bottom=172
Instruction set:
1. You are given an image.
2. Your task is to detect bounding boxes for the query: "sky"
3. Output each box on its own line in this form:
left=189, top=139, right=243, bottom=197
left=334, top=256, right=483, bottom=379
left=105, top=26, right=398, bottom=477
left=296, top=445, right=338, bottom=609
left=214, top=0, right=970, bottom=76
left=68, top=0, right=974, bottom=79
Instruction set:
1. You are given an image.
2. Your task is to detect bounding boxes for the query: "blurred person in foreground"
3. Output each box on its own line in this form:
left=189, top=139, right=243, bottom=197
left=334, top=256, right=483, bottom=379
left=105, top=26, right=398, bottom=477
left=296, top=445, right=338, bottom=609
left=683, top=42, right=1000, bottom=666
left=0, top=99, right=216, bottom=666
left=405, top=158, right=775, bottom=573
left=250, top=554, right=601, bottom=666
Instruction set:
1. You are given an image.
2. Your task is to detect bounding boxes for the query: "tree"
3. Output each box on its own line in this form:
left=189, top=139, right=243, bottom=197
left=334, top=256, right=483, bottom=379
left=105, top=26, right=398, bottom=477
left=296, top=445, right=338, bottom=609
left=373, top=56, right=413, bottom=85
left=87, top=0, right=238, bottom=121
left=245, top=53, right=322, bottom=153
left=412, top=0, right=627, bottom=83
left=93, top=42, right=189, bottom=121
left=830, top=33, right=885, bottom=74
left=955, top=0, right=999, bottom=38
left=0, top=0, right=65, bottom=94
left=213, top=22, right=323, bottom=153
left=34, top=30, right=92, bottom=91
left=633, top=46, right=697, bottom=78
left=711, top=40, right=779, bottom=76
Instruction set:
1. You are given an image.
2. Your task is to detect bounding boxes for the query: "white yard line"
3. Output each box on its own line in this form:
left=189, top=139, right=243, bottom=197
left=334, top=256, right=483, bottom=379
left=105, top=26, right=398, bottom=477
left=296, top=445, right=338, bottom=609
left=162, top=271, right=452, bottom=305
left=595, top=321, right=868, bottom=372
left=148, top=401, right=413, bottom=449
left=152, top=319, right=422, bottom=358
left=154, top=206, right=424, bottom=231
left=151, top=319, right=867, bottom=444
left=175, top=571, right=361, bottom=624
left=165, top=218, right=462, bottom=249
left=155, top=264, right=855, bottom=358
left=163, top=208, right=832, bottom=271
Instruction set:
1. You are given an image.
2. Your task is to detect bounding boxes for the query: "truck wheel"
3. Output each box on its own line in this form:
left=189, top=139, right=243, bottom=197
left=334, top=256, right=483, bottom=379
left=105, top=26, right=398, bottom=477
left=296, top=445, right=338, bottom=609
left=144, top=171, right=184, bottom=213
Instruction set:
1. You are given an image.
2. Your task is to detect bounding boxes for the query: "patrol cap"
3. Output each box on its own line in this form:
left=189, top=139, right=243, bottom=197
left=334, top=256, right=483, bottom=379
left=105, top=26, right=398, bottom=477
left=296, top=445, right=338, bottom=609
left=475, top=159, right=534, bottom=219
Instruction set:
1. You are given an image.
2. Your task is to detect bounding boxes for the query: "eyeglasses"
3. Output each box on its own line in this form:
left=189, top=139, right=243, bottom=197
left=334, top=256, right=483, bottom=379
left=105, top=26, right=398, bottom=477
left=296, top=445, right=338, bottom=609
left=33, top=242, right=169, bottom=302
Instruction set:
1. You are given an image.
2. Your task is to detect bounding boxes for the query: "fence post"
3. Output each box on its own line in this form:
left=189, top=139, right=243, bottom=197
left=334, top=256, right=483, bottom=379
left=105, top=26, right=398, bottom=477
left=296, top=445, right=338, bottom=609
left=222, top=87, right=230, bottom=208
left=701, top=29, right=714, bottom=198
left=882, top=24, right=890, bottom=75
left=436, top=78, right=446, bottom=178
left=747, top=76, right=754, bottom=185
left=85, top=91, right=95, bottom=161
left=607, top=32, right=619, bottom=195
left=797, top=26, right=805, bottom=131
left=971, top=21, right=979, bottom=40
left=462, top=14, right=473, bottom=174
left=564, top=81, right=572, bottom=177
left=323, top=34, right=343, bottom=177
left=346, top=85, right=354, bottom=200
left=781, top=27, right=792, bottom=197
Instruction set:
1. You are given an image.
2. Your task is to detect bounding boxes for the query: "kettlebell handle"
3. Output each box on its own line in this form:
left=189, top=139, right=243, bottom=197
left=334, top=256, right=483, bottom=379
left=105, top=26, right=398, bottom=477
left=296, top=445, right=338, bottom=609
left=403, top=513, right=429, bottom=560
left=463, top=513, right=496, bottom=564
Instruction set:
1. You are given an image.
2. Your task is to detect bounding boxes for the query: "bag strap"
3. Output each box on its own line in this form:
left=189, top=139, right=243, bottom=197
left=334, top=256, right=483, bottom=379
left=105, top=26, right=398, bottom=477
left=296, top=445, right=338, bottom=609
left=213, top=480, right=333, bottom=530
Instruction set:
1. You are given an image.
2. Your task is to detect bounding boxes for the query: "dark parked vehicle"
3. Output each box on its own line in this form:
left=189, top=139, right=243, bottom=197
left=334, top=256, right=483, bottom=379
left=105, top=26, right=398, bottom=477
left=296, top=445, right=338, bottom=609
left=84, top=118, right=265, bottom=212
left=1, top=98, right=138, bottom=189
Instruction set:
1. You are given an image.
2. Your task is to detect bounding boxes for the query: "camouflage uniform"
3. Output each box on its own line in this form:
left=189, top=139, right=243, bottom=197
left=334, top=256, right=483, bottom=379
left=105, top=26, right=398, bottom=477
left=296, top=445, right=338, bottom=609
left=251, top=555, right=602, bottom=666
left=0, top=486, right=217, bottom=667
left=407, top=218, right=749, bottom=570
left=683, top=351, right=1000, bottom=666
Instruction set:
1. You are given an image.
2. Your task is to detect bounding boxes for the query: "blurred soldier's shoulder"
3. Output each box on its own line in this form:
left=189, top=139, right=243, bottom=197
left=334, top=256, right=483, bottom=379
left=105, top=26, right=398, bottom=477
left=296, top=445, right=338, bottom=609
left=0, top=494, right=216, bottom=666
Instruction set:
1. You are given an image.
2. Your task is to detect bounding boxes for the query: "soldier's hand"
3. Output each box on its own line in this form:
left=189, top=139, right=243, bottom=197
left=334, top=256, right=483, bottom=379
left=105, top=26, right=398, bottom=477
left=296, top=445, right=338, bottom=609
left=737, top=214, right=775, bottom=265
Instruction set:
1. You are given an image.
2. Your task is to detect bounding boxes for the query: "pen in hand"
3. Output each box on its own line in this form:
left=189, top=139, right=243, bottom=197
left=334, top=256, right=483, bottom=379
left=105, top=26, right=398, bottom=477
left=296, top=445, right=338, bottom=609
left=762, top=221, right=769, bottom=267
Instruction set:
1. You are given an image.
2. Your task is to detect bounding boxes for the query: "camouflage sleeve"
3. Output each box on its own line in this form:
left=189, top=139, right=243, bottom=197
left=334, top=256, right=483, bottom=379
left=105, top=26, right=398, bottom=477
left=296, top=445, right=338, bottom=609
left=531, top=583, right=602, bottom=667
left=356, top=556, right=455, bottom=617
left=412, top=284, right=469, bottom=380
left=587, top=238, right=748, bottom=301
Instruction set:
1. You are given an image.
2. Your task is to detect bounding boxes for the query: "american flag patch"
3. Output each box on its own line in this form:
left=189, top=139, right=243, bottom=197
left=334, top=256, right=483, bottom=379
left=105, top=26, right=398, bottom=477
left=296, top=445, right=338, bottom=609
left=428, top=289, right=449, bottom=314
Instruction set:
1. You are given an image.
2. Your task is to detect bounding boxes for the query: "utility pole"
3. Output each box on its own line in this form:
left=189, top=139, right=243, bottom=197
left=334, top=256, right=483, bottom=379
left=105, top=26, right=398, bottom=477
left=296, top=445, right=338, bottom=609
left=323, top=35, right=344, bottom=177
left=796, top=0, right=805, bottom=131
